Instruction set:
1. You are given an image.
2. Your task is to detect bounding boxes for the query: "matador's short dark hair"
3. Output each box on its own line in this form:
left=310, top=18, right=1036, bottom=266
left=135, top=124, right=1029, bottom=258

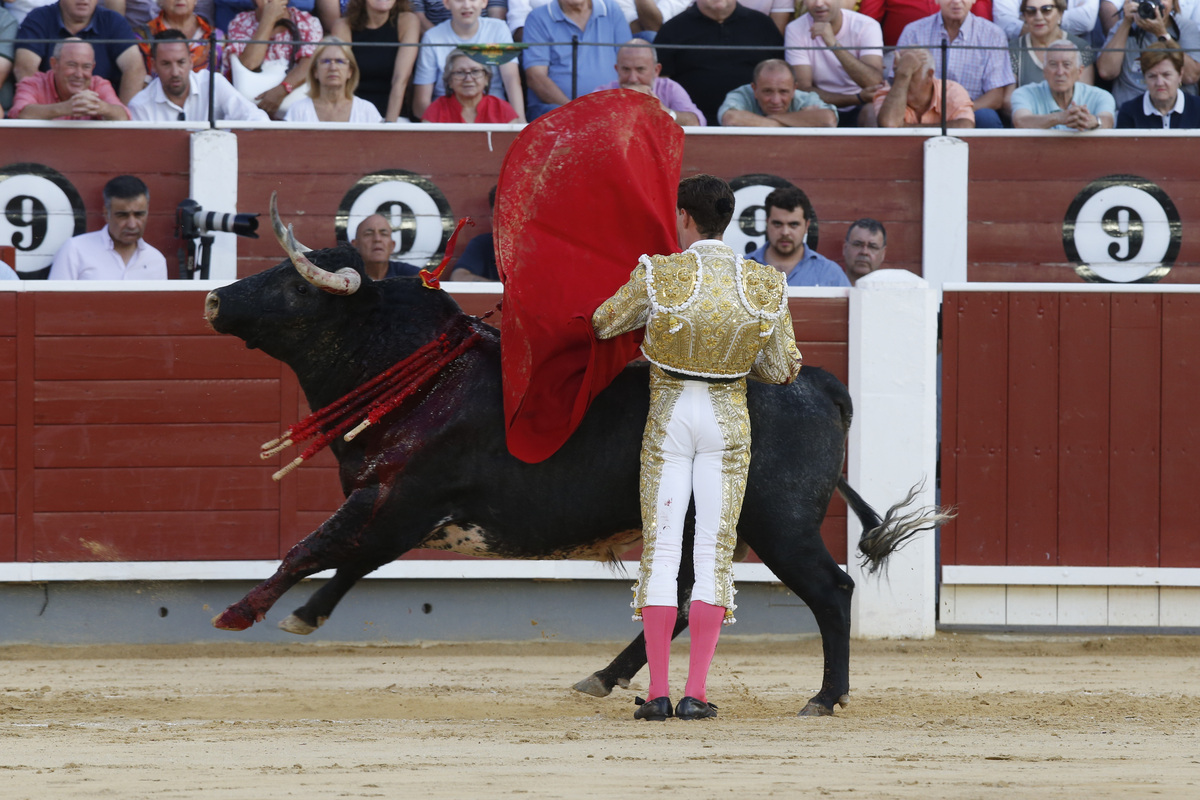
left=677, top=174, right=734, bottom=238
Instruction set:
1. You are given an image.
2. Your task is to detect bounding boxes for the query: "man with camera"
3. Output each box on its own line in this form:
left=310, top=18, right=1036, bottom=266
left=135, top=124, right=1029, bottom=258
left=1098, top=0, right=1200, bottom=107
left=49, top=176, right=167, bottom=281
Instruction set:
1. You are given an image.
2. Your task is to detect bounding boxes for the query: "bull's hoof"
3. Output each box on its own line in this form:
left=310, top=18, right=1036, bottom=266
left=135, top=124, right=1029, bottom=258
left=797, top=693, right=850, bottom=717
left=798, top=701, right=834, bottom=717
left=211, top=605, right=258, bottom=631
left=572, top=672, right=613, bottom=697
left=278, top=614, right=319, bottom=635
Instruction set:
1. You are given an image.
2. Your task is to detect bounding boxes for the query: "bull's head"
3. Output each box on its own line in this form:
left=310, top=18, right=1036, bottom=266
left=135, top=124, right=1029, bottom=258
left=203, top=194, right=465, bottom=410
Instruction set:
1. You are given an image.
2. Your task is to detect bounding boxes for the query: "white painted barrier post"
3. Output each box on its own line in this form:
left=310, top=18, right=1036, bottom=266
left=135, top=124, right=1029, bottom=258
left=189, top=129, right=240, bottom=281
left=847, top=269, right=939, bottom=638
left=921, top=136, right=969, bottom=292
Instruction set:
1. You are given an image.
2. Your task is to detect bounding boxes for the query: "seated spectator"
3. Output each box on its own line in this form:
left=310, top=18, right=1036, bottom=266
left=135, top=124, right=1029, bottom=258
left=137, top=0, right=223, bottom=75
left=1011, top=40, right=1113, bottom=127
left=412, top=0, right=451, bottom=30
left=1097, top=0, right=1200, bottom=107
left=224, top=0, right=323, bottom=118
left=10, top=38, right=131, bottom=118
left=993, top=0, right=1098, bottom=37
left=894, top=0, right=1014, bottom=127
left=2, top=0, right=56, bottom=26
left=49, top=175, right=167, bottom=281
left=422, top=48, right=518, bottom=120
left=506, top=0, right=547, bottom=38
left=521, top=0, right=631, bottom=120
left=655, top=0, right=784, bottom=126
left=590, top=39, right=705, bottom=125
left=284, top=36, right=384, bottom=120
left=873, top=47, right=975, bottom=126
left=786, top=0, right=885, bottom=126
left=450, top=185, right=500, bottom=280
left=719, top=57, right=838, bottom=126
left=738, top=0, right=793, bottom=33
left=129, top=29, right=270, bottom=119
left=107, top=0, right=164, bottom=27
left=1116, top=40, right=1200, bottom=126
left=330, top=0, right=419, bottom=121
left=858, top=0, right=994, bottom=47
left=14, top=0, right=148, bottom=103
left=214, top=0, right=316, bottom=30
left=841, top=218, right=888, bottom=284
left=620, top=0, right=694, bottom=37
left=1, top=6, right=16, bottom=116
left=412, top=0, right=524, bottom=121
left=352, top=213, right=422, bottom=279
left=1008, top=0, right=1095, bottom=88
left=747, top=185, right=849, bottom=287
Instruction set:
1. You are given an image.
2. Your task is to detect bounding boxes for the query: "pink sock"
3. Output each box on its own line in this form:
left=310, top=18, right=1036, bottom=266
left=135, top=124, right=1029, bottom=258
left=684, top=601, right=726, bottom=703
left=641, top=605, right=677, bottom=701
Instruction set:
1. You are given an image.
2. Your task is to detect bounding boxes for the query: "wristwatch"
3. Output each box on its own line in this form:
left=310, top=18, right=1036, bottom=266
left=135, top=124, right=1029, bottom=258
left=666, top=109, right=678, bottom=121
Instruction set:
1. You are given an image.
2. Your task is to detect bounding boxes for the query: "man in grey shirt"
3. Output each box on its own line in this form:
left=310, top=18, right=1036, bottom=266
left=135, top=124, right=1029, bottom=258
left=1097, top=0, right=1200, bottom=105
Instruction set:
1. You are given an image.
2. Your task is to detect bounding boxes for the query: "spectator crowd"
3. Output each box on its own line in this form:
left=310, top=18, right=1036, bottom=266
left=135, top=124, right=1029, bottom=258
left=1, top=0, right=1198, bottom=127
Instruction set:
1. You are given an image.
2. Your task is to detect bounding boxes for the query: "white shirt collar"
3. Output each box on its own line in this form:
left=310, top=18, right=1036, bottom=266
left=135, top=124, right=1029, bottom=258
left=152, top=71, right=203, bottom=112
left=1143, top=88, right=1185, bottom=126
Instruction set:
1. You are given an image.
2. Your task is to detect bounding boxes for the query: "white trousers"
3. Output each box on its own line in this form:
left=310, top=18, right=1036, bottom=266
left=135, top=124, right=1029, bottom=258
left=635, top=370, right=750, bottom=620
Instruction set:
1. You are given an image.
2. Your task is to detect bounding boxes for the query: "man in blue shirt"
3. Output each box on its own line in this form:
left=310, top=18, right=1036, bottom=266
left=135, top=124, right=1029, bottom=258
left=14, top=0, right=146, bottom=103
left=1011, top=41, right=1115, bottom=131
left=746, top=186, right=850, bottom=287
left=522, top=0, right=632, bottom=120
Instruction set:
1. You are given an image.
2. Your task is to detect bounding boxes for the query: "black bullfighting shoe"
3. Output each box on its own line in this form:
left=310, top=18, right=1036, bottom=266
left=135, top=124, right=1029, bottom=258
left=633, top=696, right=674, bottom=721
left=675, top=696, right=718, bottom=720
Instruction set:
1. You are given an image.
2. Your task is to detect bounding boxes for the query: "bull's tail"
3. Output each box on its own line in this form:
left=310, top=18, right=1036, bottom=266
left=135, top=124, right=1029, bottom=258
left=838, top=478, right=955, bottom=575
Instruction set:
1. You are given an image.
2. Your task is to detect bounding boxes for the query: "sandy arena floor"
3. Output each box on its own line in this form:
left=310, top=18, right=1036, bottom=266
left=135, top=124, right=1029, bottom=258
left=1, top=634, right=1197, bottom=799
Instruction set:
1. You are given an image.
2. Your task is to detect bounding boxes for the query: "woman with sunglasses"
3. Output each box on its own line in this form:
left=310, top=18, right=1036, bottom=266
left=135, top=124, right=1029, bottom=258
left=421, top=49, right=518, bottom=122
left=284, top=37, right=385, bottom=121
left=992, top=0, right=1097, bottom=37
left=1008, top=0, right=1095, bottom=87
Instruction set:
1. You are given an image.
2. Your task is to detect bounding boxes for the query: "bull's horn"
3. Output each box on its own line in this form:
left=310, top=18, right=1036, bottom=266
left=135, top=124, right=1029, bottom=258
left=269, top=191, right=310, bottom=254
left=285, top=223, right=361, bottom=296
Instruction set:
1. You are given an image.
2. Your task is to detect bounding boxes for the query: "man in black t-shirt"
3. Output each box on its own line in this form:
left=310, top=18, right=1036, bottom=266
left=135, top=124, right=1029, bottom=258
left=654, top=0, right=784, bottom=126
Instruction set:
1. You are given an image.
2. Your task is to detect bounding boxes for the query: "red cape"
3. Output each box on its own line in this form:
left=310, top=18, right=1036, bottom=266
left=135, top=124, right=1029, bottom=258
left=495, top=90, right=684, bottom=463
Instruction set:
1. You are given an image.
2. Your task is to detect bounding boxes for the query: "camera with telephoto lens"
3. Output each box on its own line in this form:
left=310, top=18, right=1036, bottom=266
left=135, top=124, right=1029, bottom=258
left=1138, top=0, right=1162, bottom=20
left=176, top=199, right=259, bottom=239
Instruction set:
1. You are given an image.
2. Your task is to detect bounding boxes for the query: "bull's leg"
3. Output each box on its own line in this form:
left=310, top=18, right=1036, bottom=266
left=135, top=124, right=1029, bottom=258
left=277, top=566, right=371, bottom=635
left=574, top=544, right=696, bottom=697
left=213, top=488, right=383, bottom=631
left=751, top=534, right=854, bottom=716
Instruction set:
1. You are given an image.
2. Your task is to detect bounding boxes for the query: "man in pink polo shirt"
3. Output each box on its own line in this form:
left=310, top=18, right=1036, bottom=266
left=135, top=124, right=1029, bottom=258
left=10, top=38, right=129, bottom=120
left=786, top=0, right=886, bottom=126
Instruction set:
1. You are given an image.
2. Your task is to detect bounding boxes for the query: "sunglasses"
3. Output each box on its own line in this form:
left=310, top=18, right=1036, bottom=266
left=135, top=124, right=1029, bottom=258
left=1022, top=4, right=1058, bottom=15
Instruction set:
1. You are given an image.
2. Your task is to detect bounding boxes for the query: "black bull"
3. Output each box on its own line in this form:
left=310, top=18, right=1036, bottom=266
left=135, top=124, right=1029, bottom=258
left=203, top=241, right=945, bottom=717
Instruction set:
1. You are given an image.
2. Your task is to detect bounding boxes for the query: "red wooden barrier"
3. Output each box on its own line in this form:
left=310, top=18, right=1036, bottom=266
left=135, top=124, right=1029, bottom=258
left=0, top=290, right=848, bottom=565
left=942, top=289, right=1200, bottom=570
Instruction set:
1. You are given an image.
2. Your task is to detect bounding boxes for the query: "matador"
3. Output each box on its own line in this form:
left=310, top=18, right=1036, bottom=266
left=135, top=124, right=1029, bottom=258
left=591, top=174, right=803, bottom=721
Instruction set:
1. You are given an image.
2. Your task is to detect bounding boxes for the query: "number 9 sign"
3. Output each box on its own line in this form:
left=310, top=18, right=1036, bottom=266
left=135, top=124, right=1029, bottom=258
left=0, top=163, right=87, bottom=279
left=1063, top=175, right=1181, bottom=284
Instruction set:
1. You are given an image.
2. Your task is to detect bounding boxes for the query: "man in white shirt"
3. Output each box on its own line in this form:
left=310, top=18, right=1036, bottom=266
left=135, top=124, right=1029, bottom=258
left=49, top=175, right=168, bottom=281
left=129, top=30, right=270, bottom=123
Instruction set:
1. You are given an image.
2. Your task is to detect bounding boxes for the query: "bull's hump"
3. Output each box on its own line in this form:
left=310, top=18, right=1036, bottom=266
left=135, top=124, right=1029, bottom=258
left=422, top=523, right=643, bottom=562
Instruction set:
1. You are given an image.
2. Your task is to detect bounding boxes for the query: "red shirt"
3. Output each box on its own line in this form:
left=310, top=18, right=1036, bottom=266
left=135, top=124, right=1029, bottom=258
left=857, top=0, right=993, bottom=47
left=9, top=72, right=130, bottom=120
left=422, top=94, right=518, bottom=124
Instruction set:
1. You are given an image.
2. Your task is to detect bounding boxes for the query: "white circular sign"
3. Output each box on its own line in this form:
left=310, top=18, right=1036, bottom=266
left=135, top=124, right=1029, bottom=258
left=335, top=171, right=454, bottom=269
left=1064, top=176, right=1180, bottom=284
left=0, top=165, right=87, bottom=278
